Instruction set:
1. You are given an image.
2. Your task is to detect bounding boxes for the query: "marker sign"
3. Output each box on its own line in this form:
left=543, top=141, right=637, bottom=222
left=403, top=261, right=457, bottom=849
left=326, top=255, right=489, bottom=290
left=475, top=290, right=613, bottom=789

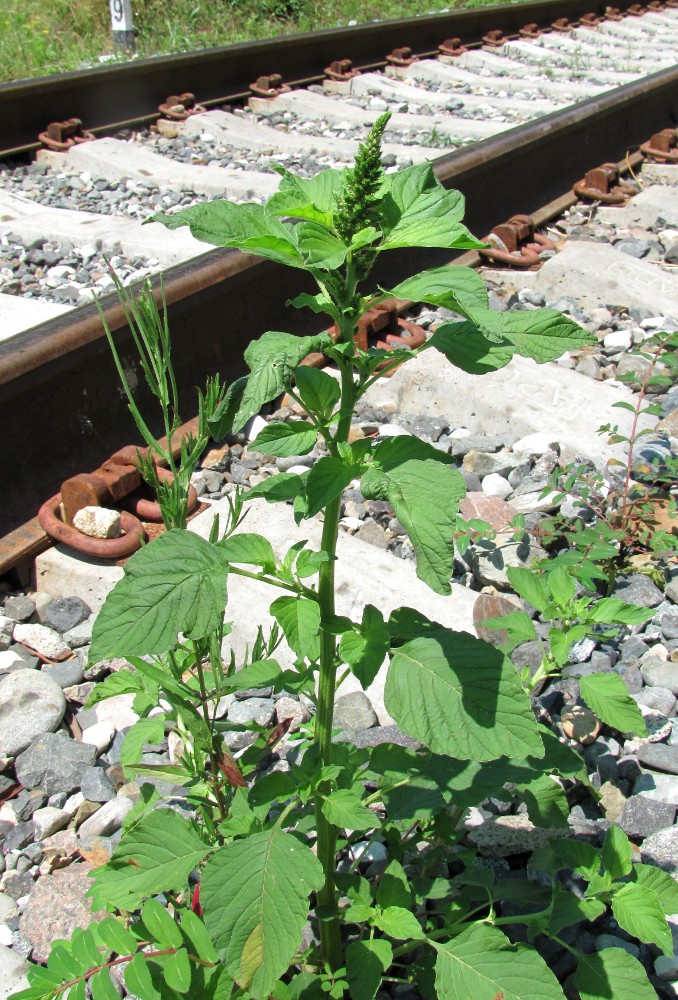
left=110, top=0, right=133, bottom=33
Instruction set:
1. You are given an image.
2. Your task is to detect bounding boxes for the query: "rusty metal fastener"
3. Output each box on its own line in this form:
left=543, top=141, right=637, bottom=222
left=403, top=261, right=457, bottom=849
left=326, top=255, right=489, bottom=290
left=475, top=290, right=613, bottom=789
left=573, top=163, right=636, bottom=204
left=324, top=59, right=359, bottom=81
left=158, top=93, right=207, bottom=121
left=482, top=29, right=506, bottom=46
left=606, top=7, right=624, bottom=19
left=478, top=215, right=556, bottom=269
left=647, top=0, right=665, bottom=10
left=327, top=302, right=425, bottom=353
left=38, top=118, right=94, bottom=152
left=249, top=74, right=290, bottom=98
left=640, top=128, right=678, bottom=163
left=579, top=12, right=601, bottom=27
left=439, top=37, right=468, bottom=56
left=519, top=23, right=541, bottom=37
left=38, top=497, right=146, bottom=560
left=627, top=4, right=644, bottom=14
left=386, top=47, right=418, bottom=66
left=551, top=17, right=573, bottom=31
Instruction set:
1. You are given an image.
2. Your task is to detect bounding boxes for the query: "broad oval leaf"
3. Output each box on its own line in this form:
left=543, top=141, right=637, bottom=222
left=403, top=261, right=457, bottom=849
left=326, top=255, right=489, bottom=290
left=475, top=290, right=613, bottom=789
left=305, top=456, right=359, bottom=519
left=387, top=265, right=488, bottom=315
left=141, top=897, right=183, bottom=949
left=201, top=829, right=323, bottom=999
left=219, top=532, right=277, bottom=573
left=429, top=321, right=515, bottom=375
left=630, top=863, right=678, bottom=913
left=270, top=595, right=321, bottom=661
left=611, top=883, right=673, bottom=954
left=294, top=366, right=340, bottom=421
left=322, top=789, right=380, bottom=831
left=88, top=808, right=210, bottom=912
left=579, top=673, right=647, bottom=737
left=361, top=437, right=465, bottom=595
left=574, top=948, right=657, bottom=1000
left=385, top=629, right=543, bottom=761
left=90, top=530, right=229, bottom=661
left=249, top=421, right=317, bottom=458
left=346, top=939, right=393, bottom=1000
left=601, top=824, right=632, bottom=881
left=435, top=923, right=566, bottom=999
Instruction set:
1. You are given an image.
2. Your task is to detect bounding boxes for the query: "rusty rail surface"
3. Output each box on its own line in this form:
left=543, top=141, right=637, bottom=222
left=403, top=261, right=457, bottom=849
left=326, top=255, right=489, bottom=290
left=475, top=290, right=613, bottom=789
left=0, top=0, right=659, bottom=156
left=1, top=42, right=678, bottom=573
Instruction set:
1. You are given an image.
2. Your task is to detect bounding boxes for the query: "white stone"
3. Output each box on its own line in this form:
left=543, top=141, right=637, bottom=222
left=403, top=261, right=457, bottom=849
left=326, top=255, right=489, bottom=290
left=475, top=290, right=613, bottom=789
left=63, top=792, right=85, bottom=817
left=603, top=329, right=633, bottom=352
left=81, top=721, right=115, bottom=753
left=0, top=669, right=66, bottom=756
left=72, top=506, right=122, bottom=539
left=0, top=926, right=11, bottom=948
left=340, top=517, right=363, bottom=532
left=481, top=473, right=512, bottom=499
left=243, top=414, right=268, bottom=442
left=0, top=650, right=25, bottom=672
left=12, top=623, right=70, bottom=660
left=93, top=693, right=139, bottom=732
left=511, top=432, right=559, bottom=455
left=0, top=616, right=15, bottom=636
left=0, top=944, right=30, bottom=1000
left=352, top=840, right=387, bottom=863
left=32, top=806, right=69, bottom=840
left=378, top=423, right=411, bottom=437
left=77, top=796, right=134, bottom=838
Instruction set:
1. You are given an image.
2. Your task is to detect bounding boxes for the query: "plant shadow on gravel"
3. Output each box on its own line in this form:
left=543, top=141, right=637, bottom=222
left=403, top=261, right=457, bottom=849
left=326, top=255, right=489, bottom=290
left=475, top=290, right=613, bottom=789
left=11, top=114, right=677, bottom=1000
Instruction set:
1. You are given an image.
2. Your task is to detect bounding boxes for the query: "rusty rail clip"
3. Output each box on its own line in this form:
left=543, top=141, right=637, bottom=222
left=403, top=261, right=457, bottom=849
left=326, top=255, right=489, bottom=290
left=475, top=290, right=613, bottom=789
left=478, top=215, right=556, bottom=268
left=647, top=0, right=665, bottom=10
left=386, top=47, right=418, bottom=66
left=439, top=37, right=468, bottom=56
left=158, top=93, right=207, bottom=121
left=579, top=12, right=601, bottom=27
left=640, top=128, right=678, bottom=163
left=606, top=7, right=625, bottom=19
left=573, top=163, right=636, bottom=204
left=482, top=29, right=506, bottom=46
left=324, top=59, right=359, bottom=81
left=519, top=23, right=542, bottom=37
left=38, top=445, right=199, bottom=560
left=249, top=74, right=290, bottom=98
left=551, top=17, right=574, bottom=31
left=39, top=118, right=94, bottom=152
left=304, top=302, right=426, bottom=370
left=627, top=4, right=644, bottom=14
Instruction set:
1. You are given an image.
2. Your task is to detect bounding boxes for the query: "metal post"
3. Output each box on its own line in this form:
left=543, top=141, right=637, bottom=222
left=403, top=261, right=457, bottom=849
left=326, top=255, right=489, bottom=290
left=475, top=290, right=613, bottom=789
left=110, top=0, right=135, bottom=52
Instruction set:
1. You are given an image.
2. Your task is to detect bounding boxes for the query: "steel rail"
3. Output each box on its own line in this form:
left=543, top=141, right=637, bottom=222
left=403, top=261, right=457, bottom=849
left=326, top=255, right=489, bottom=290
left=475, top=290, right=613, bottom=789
left=1, top=60, right=678, bottom=573
left=0, top=0, right=652, bottom=157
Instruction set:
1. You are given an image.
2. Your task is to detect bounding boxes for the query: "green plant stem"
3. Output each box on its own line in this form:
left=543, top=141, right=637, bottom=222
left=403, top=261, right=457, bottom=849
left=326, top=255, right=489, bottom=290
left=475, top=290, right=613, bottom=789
left=313, top=352, right=357, bottom=970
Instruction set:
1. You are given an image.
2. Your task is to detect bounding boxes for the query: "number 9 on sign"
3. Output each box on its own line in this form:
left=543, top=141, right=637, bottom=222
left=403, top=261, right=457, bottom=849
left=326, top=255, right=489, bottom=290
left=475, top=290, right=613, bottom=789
left=110, top=0, right=133, bottom=31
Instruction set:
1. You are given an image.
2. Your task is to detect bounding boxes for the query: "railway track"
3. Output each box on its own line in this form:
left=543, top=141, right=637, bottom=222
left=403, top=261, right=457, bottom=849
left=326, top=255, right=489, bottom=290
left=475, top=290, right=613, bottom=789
left=1, top=0, right=678, bottom=575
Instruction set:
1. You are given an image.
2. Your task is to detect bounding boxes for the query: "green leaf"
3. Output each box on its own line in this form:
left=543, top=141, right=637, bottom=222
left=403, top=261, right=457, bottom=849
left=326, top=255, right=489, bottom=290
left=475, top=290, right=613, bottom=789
left=517, top=774, right=570, bottom=829
left=295, top=549, right=333, bottom=578
left=219, top=532, right=276, bottom=574
left=84, top=668, right=144, bottom=707
left=387, top=265, right=488, bottom=314
left=602, top=825, right=632, bottom=881
left=248, top=471, right=307, bottom=503
left=574, top=948, right=658, bottom=1000
left=208, top=376, right=248, bottom=441
left=612, top=883, right=673, bottom=954
left=377, top=860, right=412, bottom=910
left=429, top=321, right=515, bottom=375
left=361, top=437, right=465, bottom=594
left=339, top=604, right=389, bottom=689
left=180, top=910, right=219, bottom=965
left=120, top=717, right=165, bottom=776
left=385, top=628, right=543, bottom=761
left=141, top=898, right=183, bottom=949
left=587, top=598, right=654, bottom=626
left=90, top=530, right=229, bottom=660
left=480, top=610, right=538, bottom=653
left=163, top=948, right=193, bottom=993
left=201, top=829, right=324, bottom=999
left=88, top=808, right=209, bottom=912
left=505, top=567, right=550, bottom=614
left=296, top=221, right=347, bottom=269
left=631, top=863, right=678, bottom=913
left=434, top=923, right=566, bottom=999
left=98, top=917, right=138, bottom=957
left=249, top=421, right=317, bottom=458
left=549, top=891, right=605, bottom=937
left=547, top=565, right=576, bottom=608
left=471, top=306, right=596, bottom=361
left=270, top=595, right=321, bottom=660
left=529, top=838, right=599, bottom=881
left=268, top=165, right=344, bottom=228
left=125, top=953, right=162, bottom=1000
left=375, top=906, right=423, bottom=940
left=380, top=186, right=484, bottom=252
left=579, top=674, right=647, bottom=736
left=322, top=789, right=380, bottom=831
left=224, top=658, right=281, bottom=692
left=91, top=970, right=122, bottom=1000
left=346, top=939, right=392, bottom=1000
left=152, top=200, right=304, bottom=267
left=235, top=330, right=332, bottom=431
left=305, top=456, right=359, bottom=519
left=293, top=366, right=340, bottom=421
